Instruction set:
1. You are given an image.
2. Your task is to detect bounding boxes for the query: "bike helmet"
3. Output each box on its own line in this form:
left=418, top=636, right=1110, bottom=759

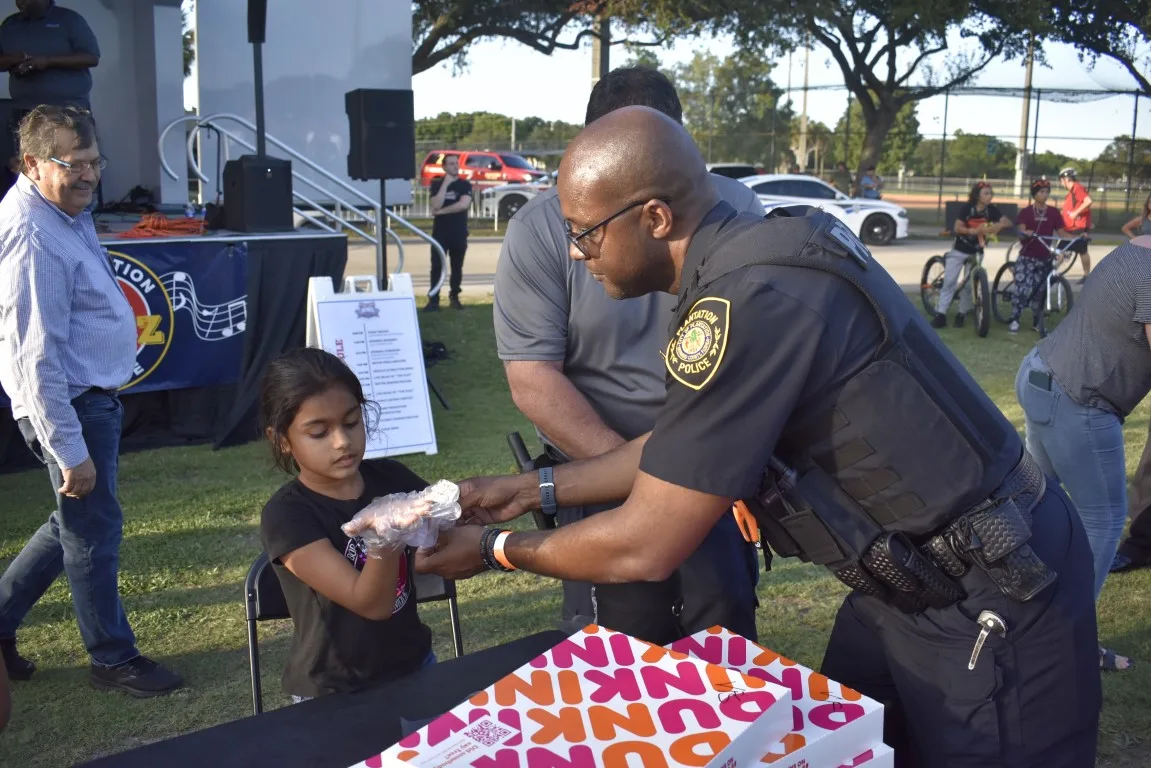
left=1030, top=178, right=1051, bottom=196
left=1058, top=167, right=1077, bottom=179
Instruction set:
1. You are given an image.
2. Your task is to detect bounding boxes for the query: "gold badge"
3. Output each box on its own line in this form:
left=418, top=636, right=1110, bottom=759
left=665, top=297, right=730, bottom=390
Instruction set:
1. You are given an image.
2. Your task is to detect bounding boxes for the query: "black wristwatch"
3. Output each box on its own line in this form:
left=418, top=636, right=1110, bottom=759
left=538, top=466, right=557, bottom=516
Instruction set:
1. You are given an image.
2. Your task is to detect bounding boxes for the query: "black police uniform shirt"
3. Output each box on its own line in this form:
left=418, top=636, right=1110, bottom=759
left=260, top=459, right=433, bottom=698
left=952, top=203, right=1002, bottom=255
left=639, top=210, right=884, bottom=503
left=430, top=177, right=473, bottom=240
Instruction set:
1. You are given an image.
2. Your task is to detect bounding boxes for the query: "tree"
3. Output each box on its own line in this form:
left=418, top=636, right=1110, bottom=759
left=609, top=0, right=1037, bottom=178
left=911, top=131, right=1017, bottom=177
left=671, top=49, right=793, bottom=170
left=832, top=99, right=920, bottom=174
left=1092, top=136, right=1151, bottom=182
left=182, top=1, right=195, bottom=78
left=1046, top=0, right=1151, bottom=95
left=413, top=1, right=665, bottom=75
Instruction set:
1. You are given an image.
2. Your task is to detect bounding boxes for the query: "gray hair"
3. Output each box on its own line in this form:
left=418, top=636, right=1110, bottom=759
left=18, top=105, right=98, bottom=172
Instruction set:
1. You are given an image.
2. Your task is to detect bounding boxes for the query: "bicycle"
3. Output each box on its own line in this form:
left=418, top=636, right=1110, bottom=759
left=921, top=249, right=991, bottom=337
left=990, top=234, right=1082, bottom=337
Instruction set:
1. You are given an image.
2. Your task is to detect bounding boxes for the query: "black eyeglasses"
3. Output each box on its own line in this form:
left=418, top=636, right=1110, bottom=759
left=49, top=156, right=107, bottom=175
left=566, top=197, right=672, bottom=256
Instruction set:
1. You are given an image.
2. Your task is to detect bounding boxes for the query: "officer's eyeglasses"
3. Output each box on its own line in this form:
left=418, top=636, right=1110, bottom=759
left=49, top=156, right=107, bottom=175
left=566, top=197, right=672, bottom=256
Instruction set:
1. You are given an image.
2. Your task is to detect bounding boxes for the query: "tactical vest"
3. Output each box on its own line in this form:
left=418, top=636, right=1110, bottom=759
left=676, top=204, right=1023, bottom=570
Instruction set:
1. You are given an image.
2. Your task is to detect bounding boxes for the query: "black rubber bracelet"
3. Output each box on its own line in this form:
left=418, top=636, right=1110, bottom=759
left=539, top=466, right=557, bottom=516
left=480, top=528, right=514, bottom=573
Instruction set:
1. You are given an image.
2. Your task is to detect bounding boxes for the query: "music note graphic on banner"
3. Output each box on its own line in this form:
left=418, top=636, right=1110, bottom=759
left=160, top=271, right=248, bottom=342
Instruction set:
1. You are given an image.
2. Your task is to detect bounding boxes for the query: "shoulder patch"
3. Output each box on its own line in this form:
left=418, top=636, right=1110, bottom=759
left=665, top=296, right=730, bottom=391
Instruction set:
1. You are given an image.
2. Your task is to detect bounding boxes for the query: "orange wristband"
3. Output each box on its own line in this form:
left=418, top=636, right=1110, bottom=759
left=492, top=531, right=516, bottom=571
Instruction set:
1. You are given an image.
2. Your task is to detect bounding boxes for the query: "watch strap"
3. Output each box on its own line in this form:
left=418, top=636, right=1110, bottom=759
left=538, top=466, right=557, bottom=515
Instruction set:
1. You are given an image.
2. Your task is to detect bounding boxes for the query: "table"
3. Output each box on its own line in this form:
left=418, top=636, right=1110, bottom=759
left=81, top=631, right=567, bottom=768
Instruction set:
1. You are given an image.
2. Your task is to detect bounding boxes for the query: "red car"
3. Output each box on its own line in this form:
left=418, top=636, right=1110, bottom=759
left=420, top=150, right=548, bottom=187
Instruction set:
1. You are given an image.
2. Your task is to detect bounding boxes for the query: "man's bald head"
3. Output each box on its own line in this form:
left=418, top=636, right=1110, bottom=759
left=557, top=106, right=722, bottom=300
left=559, top=105, right=713, bottom=216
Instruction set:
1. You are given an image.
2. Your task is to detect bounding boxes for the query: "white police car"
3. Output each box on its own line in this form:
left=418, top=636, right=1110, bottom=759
left=742, top=174, right=909, bottom=245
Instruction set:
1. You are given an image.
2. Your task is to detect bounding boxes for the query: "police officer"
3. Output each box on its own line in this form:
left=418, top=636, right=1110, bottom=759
left=417, top=107, right=1101, bottom=767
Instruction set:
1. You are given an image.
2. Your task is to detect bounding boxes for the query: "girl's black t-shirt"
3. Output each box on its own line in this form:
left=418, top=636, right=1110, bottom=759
left=260, top=459, right=433, bottom=698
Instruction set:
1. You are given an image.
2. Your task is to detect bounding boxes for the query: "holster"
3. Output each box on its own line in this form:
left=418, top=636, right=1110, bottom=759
left=749, top=463, right=966, bottom=613
left=933, top=496, right=1057, bottom=602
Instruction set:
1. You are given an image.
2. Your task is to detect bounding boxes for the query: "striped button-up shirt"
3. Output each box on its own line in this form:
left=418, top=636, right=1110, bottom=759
left=0, top=173, right=137, bottom=469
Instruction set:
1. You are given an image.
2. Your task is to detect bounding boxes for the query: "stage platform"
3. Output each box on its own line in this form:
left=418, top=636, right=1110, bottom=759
left=0, top=229, right=348, bottom=473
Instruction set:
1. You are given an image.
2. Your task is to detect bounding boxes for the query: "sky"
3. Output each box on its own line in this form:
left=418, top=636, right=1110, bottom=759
left=410, top=30, right=1151, bottom=163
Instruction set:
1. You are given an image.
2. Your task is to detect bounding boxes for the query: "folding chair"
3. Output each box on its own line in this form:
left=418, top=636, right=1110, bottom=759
left=244, top=552, right=290, bottom=716
left=414, top=571, right=465, bottom=658
left=244, top=554, right=465, bottom=716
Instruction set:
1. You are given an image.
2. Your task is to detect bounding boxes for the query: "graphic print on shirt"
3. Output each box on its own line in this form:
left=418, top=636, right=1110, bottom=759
left=342, top=537, right=410, bottom=614
left=108, top=251, right=174, bottom=388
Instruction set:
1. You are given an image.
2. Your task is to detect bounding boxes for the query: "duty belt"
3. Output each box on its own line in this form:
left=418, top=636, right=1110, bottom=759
left=834, top=451, right=1056, bottom=612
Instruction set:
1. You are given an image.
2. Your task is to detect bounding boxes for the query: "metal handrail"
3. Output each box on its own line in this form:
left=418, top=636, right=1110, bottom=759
left=158, top=113, right=443, bottom=294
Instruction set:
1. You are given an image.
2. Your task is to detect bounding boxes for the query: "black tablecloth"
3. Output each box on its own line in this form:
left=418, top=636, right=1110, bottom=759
left=81, top=631, right=567, bottom=768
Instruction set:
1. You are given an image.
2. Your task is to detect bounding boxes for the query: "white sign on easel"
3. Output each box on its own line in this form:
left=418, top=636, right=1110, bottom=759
left=306, top=273, right=438, bottom=457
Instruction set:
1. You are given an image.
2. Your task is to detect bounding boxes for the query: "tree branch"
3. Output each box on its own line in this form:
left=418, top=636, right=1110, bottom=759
left=808, top=18, right=877, bottom=117
left=893, top=40, right=1005, bottom=106
left=894, top=44, right=948, bottom=86
left=1103, top=50, right=1151, bottom=95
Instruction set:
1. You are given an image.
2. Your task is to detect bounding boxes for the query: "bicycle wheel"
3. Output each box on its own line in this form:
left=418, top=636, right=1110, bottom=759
left=921, top=255, right=946, bottom=316
left=992, top=261, right=1016, bottom=324
left=972, top=268, right=991, bottom=337
left=1037, top=275, right=1075, bottom=338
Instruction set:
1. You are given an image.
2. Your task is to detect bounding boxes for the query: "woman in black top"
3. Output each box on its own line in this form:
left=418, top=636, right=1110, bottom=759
left=258, top=348, right=433, bottom=700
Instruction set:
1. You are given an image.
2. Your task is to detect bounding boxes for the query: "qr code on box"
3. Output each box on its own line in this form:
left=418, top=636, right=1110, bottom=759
left=462, top=717, right=513, bottom=747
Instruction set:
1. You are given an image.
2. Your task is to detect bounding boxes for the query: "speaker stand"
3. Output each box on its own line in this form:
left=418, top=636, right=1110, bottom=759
left=378, top=179, right=389, bottom=285
left=427, top=371, right=450, bottom=411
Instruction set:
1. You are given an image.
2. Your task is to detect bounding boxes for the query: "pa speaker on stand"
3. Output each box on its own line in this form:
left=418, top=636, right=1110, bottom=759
left=345, top=88, right=416, bottom=281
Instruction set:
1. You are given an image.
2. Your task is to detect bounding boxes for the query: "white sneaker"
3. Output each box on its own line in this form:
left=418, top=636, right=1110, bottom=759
left=1008, top=321, right=1020, bottom=334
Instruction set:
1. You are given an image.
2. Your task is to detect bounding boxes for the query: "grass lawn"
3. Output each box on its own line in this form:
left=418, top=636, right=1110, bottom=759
left=0, top=298, right=1149, bottom=766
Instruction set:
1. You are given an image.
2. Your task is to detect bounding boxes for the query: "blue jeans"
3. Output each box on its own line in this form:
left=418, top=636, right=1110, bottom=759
left=1016, top=349, right=1127, bottom=601
left=0, top=391, right=139, bottom=667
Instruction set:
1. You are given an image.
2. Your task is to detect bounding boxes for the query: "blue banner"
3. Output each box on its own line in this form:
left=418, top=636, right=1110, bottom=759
left=1, top=239, right=248, bottom=406
left=109, top=240, right=248, bottom=393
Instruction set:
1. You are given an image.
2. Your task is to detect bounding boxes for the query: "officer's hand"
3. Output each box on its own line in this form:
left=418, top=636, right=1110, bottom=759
left=60, top=458, right=96, bottom=499
left=457, top=474, right=536, bottom=526
left=414, top=525, right=488, bottom=580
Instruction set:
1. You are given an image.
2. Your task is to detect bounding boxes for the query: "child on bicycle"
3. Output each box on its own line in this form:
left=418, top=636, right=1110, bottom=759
left=258, top=348, right=435, bottom=702
left=932, top=181, right=1012, bottom=329
left=1010, top=178, right=1072, bottom=334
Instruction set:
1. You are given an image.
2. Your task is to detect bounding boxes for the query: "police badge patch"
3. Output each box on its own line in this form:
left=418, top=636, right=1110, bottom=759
left=665, top=296, right=730, bottom=390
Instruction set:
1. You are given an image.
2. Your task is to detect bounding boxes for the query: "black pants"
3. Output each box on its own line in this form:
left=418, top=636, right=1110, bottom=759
left=821, top=484, right=1099, bottom=767
left=557, top=503, right=761, bottom=646
left=1117, top=418, right=1151, bottom=563
left=429, top=231, right=467, bottom=301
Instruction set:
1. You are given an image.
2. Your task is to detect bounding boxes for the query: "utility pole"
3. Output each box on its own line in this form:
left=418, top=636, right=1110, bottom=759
left=510, top=117, right=516, bottom=151
left=591, top=14, right=610, bottom=87
left=1014, top=35, right=1034, bottom=197
left=798, top=35, right=810, bottom=171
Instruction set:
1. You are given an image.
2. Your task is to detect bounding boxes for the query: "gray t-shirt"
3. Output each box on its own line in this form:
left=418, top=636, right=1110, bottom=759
left=494, top=174, right=764, bottom=449
left=0, top=4, right=100, bottom=110
left=1038, top=242, right=1151, bottom=417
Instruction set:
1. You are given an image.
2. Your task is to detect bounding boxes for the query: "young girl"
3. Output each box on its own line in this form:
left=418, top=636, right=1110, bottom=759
left=932, top=181, right=1011, bottom=329
left=259, top=347, right=434, bottom=702
left=1121, top=191, right=1151, bottom=240
left=1009, top=178, right=1071, bottom=334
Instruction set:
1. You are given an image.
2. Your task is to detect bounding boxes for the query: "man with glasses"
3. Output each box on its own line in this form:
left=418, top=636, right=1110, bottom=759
left=493, top=67, right=765, bottom=644
left=0, top=106, right=182, bottom=697
left=421, top=106, right=1100, bottom=767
